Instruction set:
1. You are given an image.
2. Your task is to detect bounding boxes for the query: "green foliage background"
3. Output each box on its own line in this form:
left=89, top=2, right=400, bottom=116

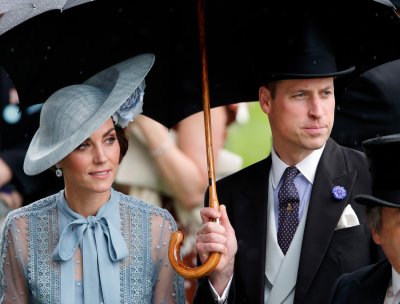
left=225, top=102, right=272, bottom=168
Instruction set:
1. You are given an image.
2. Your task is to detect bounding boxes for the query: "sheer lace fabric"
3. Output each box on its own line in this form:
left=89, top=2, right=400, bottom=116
left=0, top=189, right=185, bottom=303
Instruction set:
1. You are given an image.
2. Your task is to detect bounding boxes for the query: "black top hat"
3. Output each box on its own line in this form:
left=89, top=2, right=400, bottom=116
left=332, top=59, right=400, bottom=150
left=256, top=14, right=354, bottom=84
left=355, top=134, right=400, bottom=207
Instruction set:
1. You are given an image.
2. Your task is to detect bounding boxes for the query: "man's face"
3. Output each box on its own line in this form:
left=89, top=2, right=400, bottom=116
left=372, top=207, right=400, bottom=273
left=259, top=77, right=335, bottom=165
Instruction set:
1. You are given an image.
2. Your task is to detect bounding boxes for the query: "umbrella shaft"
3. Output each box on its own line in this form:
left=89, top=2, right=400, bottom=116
left=197, top=0, right=218, bottom=208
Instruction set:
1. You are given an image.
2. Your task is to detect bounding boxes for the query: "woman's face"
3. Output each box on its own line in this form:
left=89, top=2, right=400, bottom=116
left=59, top=118, right=121, bottom=195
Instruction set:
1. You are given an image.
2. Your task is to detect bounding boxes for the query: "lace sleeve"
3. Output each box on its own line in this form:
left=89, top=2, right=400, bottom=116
left=0, top=217, right=29, bottom=303
left=151, top=213, right=185, bottom=304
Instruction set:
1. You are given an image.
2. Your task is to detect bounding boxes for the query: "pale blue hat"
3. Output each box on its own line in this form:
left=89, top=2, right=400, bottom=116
left=24, top=53, right=155, bottom=175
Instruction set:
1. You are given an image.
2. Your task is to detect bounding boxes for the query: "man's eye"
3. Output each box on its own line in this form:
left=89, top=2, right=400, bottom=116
left=294, top=92, right=305, bottom=98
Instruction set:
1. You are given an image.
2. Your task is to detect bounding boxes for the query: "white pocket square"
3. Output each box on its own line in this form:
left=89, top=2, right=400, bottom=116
left=336, top=204, right=360, bottom=230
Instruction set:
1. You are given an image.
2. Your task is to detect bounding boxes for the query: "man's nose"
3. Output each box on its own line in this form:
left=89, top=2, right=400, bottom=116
left=309, top=97, right=325, bottom=118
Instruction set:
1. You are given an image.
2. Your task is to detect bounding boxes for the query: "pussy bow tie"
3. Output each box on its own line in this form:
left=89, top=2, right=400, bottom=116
left=53, top=215, right=128, bottom=303
left=53, top=215, right=127, bottom=261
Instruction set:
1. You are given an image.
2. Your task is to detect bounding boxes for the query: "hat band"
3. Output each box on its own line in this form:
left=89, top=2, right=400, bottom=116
left=372, top=190, right=400, bottom=204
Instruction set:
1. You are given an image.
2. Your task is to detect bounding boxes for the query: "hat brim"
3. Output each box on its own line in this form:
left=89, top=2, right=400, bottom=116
left=266, top=65, right=355, bottom=83
left=355, top=194, right=400, bottom=208
left=24, top=53, right=155, bottom=175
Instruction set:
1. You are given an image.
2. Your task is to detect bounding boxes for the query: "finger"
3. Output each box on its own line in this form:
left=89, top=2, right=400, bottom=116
left=196, top=240, right=227, bottom=256
left=196, top=231, right=227, bottom=245
left=198, top=221, right=226, bottom=236
left=219, top=205, right=234, bottom=231
left=200, top=207, right=221, bottom=223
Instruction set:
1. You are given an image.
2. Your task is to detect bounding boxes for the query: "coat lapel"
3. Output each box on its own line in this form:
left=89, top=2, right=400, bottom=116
left=295, top=139, right=359, bottom=300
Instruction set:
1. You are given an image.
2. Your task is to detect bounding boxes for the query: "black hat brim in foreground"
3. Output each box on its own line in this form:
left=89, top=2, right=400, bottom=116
left=355, top=194, right=400, bottom=208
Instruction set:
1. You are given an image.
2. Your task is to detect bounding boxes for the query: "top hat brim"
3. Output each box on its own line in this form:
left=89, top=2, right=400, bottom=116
left=355, top=194, right=400, bottom=208
left=266, top=65, right=355, bottom=83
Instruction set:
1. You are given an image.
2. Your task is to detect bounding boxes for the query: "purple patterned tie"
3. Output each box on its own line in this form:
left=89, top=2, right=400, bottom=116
left=277, top=166, right=300, bottom=255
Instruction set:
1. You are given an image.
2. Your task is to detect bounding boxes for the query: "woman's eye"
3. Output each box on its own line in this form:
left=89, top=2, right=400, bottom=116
left=76, top=143, right=89, bottom=150
left=106, top=136, right=117, bottom=144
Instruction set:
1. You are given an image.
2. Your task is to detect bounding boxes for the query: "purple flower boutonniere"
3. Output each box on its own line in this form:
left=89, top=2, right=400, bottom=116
left=332, top=186, right=347, bottom=200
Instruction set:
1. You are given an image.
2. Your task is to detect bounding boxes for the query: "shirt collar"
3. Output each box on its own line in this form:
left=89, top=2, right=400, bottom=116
left=391, top=267, right=400, bottom=296
left=271, top=145, right=325, bottom=189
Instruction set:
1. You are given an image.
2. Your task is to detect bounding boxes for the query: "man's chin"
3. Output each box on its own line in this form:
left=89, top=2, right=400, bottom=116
left=305, top=137, right=328, bottom=151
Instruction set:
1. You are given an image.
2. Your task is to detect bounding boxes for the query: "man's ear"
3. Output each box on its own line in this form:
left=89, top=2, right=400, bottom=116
left=371, top=228, right=382, bottom=245
left=259, top=86, right=272, bottom=114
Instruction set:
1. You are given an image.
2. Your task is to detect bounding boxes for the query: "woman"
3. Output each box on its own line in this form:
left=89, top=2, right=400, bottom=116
left=0, top=53, right=185, bottom=303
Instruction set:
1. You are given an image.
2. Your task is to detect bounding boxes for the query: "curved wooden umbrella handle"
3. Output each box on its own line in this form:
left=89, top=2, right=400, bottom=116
left=168, top=182, right=221, bottom=279
left=168, top=0, right=222, bottom=278
left=168, top=231, right=221, bottom=279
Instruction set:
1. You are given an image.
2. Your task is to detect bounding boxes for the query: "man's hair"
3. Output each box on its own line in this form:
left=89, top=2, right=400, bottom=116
left=366, top=206, right=382, bottom=232
left=265, top=81, right=279, bottom=99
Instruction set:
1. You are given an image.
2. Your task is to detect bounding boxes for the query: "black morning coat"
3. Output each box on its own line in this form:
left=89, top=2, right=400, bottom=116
left=194, top=138, right=382, bottom=303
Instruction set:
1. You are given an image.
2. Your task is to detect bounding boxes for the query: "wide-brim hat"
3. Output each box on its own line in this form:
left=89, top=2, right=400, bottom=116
left=355, top=134, right=400, bottom=207
left=24, top=53, right=155, bottom=176
left=255, top=13, right=354, bottom=84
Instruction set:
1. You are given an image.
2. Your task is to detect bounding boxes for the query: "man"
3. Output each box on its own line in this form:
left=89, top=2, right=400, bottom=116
left=330, top=134, right=400, bottom=303
left=193, top=16, right=380, bottom=304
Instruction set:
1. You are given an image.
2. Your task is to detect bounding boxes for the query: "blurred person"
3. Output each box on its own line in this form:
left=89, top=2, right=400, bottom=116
left=0, top=67, right=62, bottom=218
left=330, top=134, right=400, bottom=303
left=194, top=17, right=380, bottom=304
left=0, top=54, right=185, bottom=303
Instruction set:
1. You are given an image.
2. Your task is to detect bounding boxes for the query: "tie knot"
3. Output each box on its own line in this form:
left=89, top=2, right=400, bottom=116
left=87, top=215, right=99, bottom=229
left=282, top=166, right=299, bottom=183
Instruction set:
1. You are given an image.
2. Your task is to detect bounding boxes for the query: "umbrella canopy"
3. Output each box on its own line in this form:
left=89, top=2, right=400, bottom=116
left=0, top=0, right=92, bottom=35
left=0, top=0, right=255, bottom=128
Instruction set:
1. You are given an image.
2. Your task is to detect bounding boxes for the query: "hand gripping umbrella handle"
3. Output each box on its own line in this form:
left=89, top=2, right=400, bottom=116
left=167, top=0, right=222, bottom=279
left=168, top=188, right=221, bottom=279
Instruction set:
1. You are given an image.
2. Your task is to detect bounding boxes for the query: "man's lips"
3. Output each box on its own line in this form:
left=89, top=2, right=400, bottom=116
left=303, top=125, right=327, bottom=134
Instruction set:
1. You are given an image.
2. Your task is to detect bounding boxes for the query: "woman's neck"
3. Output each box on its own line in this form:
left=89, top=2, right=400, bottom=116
left=63, top=187, right=111, bottom=217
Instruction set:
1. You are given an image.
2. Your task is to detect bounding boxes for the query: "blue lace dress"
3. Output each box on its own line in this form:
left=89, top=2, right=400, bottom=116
left=0, top=189, right=185, bottom=303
